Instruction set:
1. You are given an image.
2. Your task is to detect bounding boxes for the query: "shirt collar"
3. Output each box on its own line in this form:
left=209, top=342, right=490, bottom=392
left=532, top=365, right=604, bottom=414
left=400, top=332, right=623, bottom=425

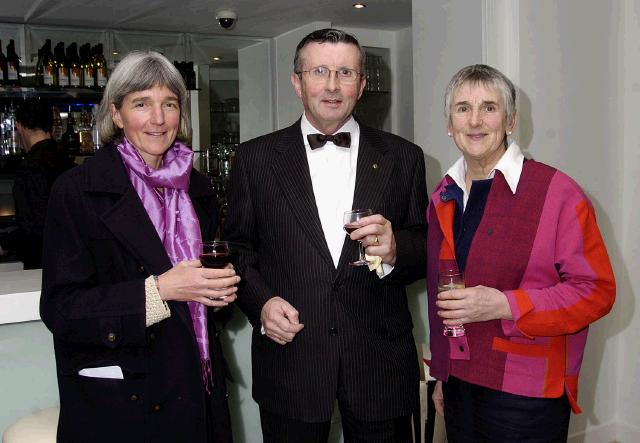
left=300, top=113, right=358, bottom=149
left=445, top=140, right=524, bottom=195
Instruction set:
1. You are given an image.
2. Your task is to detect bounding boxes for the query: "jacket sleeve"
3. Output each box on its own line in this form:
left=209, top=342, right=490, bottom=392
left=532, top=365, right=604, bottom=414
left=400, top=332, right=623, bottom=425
left=383, top=144, right=428, bottom=285
left=222, top=145, right=275, bottom=328
left=39, top=173, right=148, bottom=348
left=501, top=174, right=616, bottom=338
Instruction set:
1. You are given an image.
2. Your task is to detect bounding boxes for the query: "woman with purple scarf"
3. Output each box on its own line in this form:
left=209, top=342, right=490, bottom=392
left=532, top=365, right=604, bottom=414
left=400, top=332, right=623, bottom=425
left=40, top=51, right=238, bottom=442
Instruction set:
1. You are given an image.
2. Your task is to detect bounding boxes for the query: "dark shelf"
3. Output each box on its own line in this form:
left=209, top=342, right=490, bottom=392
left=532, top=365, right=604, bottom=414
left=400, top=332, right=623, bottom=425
left=0, top=86, right=103, bottom=101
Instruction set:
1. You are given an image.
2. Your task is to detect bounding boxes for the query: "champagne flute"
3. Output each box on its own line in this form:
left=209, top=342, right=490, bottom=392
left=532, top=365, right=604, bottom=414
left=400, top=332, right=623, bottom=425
left=438, top=269, right=466, bottom=337
left=343, top=209, right=373, bottom=266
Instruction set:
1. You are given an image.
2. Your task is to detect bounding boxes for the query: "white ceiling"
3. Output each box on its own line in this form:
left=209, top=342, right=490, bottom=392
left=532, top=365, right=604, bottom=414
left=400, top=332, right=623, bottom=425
left=0, top=0, right=412, bottom=37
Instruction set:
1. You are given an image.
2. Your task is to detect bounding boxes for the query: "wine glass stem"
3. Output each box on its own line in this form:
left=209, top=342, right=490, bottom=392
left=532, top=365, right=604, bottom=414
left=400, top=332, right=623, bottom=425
left=358, top=241, right=366, bottom=262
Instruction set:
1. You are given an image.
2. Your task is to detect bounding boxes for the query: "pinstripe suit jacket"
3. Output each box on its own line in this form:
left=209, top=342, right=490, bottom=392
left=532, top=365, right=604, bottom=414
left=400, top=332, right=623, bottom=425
left=224, top=119, right=427, bottom=422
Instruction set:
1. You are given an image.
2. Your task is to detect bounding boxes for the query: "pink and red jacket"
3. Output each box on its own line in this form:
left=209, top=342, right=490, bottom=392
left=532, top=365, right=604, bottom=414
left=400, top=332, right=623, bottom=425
left=426, top=159, right=615, bottom=413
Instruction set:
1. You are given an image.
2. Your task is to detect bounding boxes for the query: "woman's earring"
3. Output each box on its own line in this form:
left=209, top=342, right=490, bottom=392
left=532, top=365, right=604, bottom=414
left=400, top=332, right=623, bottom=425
left=507, top=131, right=512, bottom=135
left=447, top=132, right=452, bottom=137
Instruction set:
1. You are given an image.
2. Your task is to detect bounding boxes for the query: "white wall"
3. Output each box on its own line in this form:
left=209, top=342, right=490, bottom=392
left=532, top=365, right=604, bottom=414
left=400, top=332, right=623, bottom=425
left=239, top=40, right=273, bottom=142
left=413, top=1, right=635, bottom=441
left=618, top=0, right=640, bottom=439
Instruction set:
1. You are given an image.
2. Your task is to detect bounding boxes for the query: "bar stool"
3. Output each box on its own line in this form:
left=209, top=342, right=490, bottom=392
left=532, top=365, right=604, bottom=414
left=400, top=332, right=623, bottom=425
left=2, top=407, right=58, bottom=443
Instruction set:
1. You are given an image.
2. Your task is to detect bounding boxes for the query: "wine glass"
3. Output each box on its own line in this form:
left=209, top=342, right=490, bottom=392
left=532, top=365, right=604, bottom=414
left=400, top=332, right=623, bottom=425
left=343, top=208, right=373, bottom=266
left=199, top=240, right=230, bottom=269
left=438, top=269, right=466, bottom=337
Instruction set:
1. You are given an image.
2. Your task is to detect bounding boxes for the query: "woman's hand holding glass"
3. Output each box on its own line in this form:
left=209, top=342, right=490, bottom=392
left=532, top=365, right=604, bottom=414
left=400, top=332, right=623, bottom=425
left=436, top=284, right=513, bottom=328
left=157, top=260, right=239, bottom=307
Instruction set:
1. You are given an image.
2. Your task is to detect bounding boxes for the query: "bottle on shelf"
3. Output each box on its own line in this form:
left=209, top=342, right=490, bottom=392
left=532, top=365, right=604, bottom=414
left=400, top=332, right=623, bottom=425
left=78, top=106, right=94, bottom=154
left=6, top=40, right=20, bottom=86
left=42, top=39, right=56, bottom=87
left=61, top=106, right=80, bottom=155
left=54, top=42, right=69, bottom=87
left=0, top=40, right=7, bottom=85
left=93, top=44, right=108, bottom=88
left=80, top=43, right=95, bottom=88
left=67, top=43, right=82, bottom=88
left=51, top=106, right=63, bottom=141
left=1, top=103, right=20, bottom=155
left=91, top=105, right=101, bottom=151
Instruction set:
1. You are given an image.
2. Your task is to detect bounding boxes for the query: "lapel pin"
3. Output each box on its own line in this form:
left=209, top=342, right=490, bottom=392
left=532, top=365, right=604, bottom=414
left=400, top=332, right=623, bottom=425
left=372, top=163, right=379, bottom=169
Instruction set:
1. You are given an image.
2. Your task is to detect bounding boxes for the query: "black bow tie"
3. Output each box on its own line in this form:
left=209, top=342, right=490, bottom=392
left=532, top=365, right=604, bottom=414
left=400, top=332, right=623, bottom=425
left=307, top=132, right=351, bottom=150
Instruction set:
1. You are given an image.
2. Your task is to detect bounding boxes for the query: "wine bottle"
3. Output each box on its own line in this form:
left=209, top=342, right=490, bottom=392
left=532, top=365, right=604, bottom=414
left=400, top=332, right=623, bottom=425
left=93, top=44, right=108, bottom=88
left=80, top=43, right=95, bottom=88
left=61, top=106, right=80, bottom=155
left=0, top=40, right=7, bottom=85
left=54, top=42, right=69, bottom=87
left=42, top=39, right=55, bottom=87
left=67, top=43, right=81, bottom=88
left=6, top=40, right=20, bottom=86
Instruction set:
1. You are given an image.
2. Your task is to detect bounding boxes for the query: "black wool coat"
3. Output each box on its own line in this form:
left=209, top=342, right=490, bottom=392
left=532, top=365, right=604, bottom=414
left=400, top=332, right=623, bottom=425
left=40, top=145, right=232, bottom=443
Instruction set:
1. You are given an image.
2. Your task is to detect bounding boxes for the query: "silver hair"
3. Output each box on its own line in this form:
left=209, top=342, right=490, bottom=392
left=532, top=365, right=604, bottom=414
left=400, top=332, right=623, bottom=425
left=97, top=51, right=191, bottom=145
left=294, top=28, right=366, bottom=74
left=444, top=64, right=517, bottom=125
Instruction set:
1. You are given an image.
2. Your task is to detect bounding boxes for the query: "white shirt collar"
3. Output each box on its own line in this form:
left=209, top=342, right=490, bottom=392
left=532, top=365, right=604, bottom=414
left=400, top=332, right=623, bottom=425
left=445, top=141, right=525, bottom=202
left=300, top=113, right=359, bottom=149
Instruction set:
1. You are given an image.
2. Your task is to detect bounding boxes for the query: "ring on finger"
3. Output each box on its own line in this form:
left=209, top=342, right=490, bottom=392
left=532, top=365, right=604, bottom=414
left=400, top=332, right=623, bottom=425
left=374, top=235, right=379, bottom=245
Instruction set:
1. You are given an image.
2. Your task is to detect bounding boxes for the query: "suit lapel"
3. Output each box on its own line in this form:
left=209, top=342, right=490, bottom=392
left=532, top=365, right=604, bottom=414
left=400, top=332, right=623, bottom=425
left=336, top=125, right=394, bottom=271
left=270, top=121, right=334, bottom=268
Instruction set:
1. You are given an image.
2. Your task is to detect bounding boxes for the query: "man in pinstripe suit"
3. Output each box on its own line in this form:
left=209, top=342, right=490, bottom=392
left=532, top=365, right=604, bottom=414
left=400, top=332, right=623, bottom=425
left=224, top=28, right=427, bottom=442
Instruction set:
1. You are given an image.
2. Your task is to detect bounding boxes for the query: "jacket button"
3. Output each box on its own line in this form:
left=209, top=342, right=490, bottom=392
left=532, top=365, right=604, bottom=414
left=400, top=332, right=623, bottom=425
left=329, top=328, right=338, bottom=336
left=440, top=192, right=449, bottom=202
left=107, top=332, right=116, bottom=343
left=130, top=394, right=138, bottom=401
left=137, top=265, right=145, bottom=273
left=149, top=332, right=156, bottom=341
left=459, top=345, right=464, bottom=352
left=153, top=404, right=161, bottom=412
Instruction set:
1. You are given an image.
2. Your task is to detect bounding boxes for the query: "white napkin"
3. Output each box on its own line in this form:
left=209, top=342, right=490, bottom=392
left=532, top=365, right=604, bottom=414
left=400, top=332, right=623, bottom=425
left=365, top=254, right=384, bottom=277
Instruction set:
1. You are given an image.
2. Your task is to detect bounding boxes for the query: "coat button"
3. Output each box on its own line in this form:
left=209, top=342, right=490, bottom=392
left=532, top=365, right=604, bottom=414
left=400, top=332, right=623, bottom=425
left=329, top=328, right=338, bottom=336
left=459, top=345, right=464, bottom=352
left=107, top=332, right=116, bottom=343
left=149, top=332, right=156, bottom=341
left=440, top=192, right=449, bottom=202
left=130, top=394, right=138, bottom=401
left=153, top=404, right=161, bottom=412
left=137, top=265, right=145, bottom=273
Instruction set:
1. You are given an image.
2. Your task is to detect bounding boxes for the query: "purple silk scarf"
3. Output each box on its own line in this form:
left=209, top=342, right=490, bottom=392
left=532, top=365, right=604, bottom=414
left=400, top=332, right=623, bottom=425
left=117, top=137, right=213, bottom=392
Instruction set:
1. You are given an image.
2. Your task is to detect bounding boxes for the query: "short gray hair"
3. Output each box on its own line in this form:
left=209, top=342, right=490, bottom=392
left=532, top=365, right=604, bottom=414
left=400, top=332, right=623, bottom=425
left=444, top=64, right=516, bottom=125
left=97, top=51, right=191, bottom=146
left=294, top=28, right=365, bottom=74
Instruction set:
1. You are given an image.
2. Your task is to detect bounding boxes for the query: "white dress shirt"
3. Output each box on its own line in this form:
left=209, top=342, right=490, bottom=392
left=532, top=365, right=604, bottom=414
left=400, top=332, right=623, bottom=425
left=445, top=140, right=525, bottom=210
left=301, top=113, right=360, bottom=268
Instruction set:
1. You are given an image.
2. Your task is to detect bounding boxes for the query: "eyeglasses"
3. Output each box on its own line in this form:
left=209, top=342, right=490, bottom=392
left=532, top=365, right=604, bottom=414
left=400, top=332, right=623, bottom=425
left=296, top=66, right=363, bottom=84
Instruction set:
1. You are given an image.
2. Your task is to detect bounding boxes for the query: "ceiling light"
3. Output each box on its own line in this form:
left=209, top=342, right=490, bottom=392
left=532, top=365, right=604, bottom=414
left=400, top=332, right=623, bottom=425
left=213, top=57, right=222, bottom=61
left=353, top=2, right=366, bottom=8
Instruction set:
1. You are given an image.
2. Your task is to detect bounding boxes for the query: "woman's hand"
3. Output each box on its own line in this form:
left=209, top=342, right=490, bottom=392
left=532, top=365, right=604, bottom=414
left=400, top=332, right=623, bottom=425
left=436, top=285, right=513, bottom=325
left=433, top=380, right=444, bottom=416
left=157, top=259, right=239, bottom=307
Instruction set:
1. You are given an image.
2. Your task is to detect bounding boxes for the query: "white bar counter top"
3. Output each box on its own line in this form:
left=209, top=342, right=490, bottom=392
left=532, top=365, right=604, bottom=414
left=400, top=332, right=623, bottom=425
left=0, top=269, right=42, bottom=324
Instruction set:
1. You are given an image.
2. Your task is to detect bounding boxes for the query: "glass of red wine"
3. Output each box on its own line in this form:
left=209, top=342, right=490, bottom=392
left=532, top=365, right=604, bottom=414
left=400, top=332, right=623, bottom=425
left=343, top=208, right=373, bottom=266
left=199, top=240, right=230, bottom=269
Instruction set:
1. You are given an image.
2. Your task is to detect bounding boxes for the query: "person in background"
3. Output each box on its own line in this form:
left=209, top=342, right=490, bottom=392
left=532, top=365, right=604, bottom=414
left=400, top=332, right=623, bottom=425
left=12, top=98, right=74, bottom=268
left=40, top=51, right=239, bottom=443
left=224, top=28, right=427, bottom=442
left=427, top=64, right=616, bottom=442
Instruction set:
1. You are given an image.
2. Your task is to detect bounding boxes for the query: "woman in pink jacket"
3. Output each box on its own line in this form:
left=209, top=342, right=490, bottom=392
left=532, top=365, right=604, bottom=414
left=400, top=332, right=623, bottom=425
left=427, top=64, right=615, bottom=442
